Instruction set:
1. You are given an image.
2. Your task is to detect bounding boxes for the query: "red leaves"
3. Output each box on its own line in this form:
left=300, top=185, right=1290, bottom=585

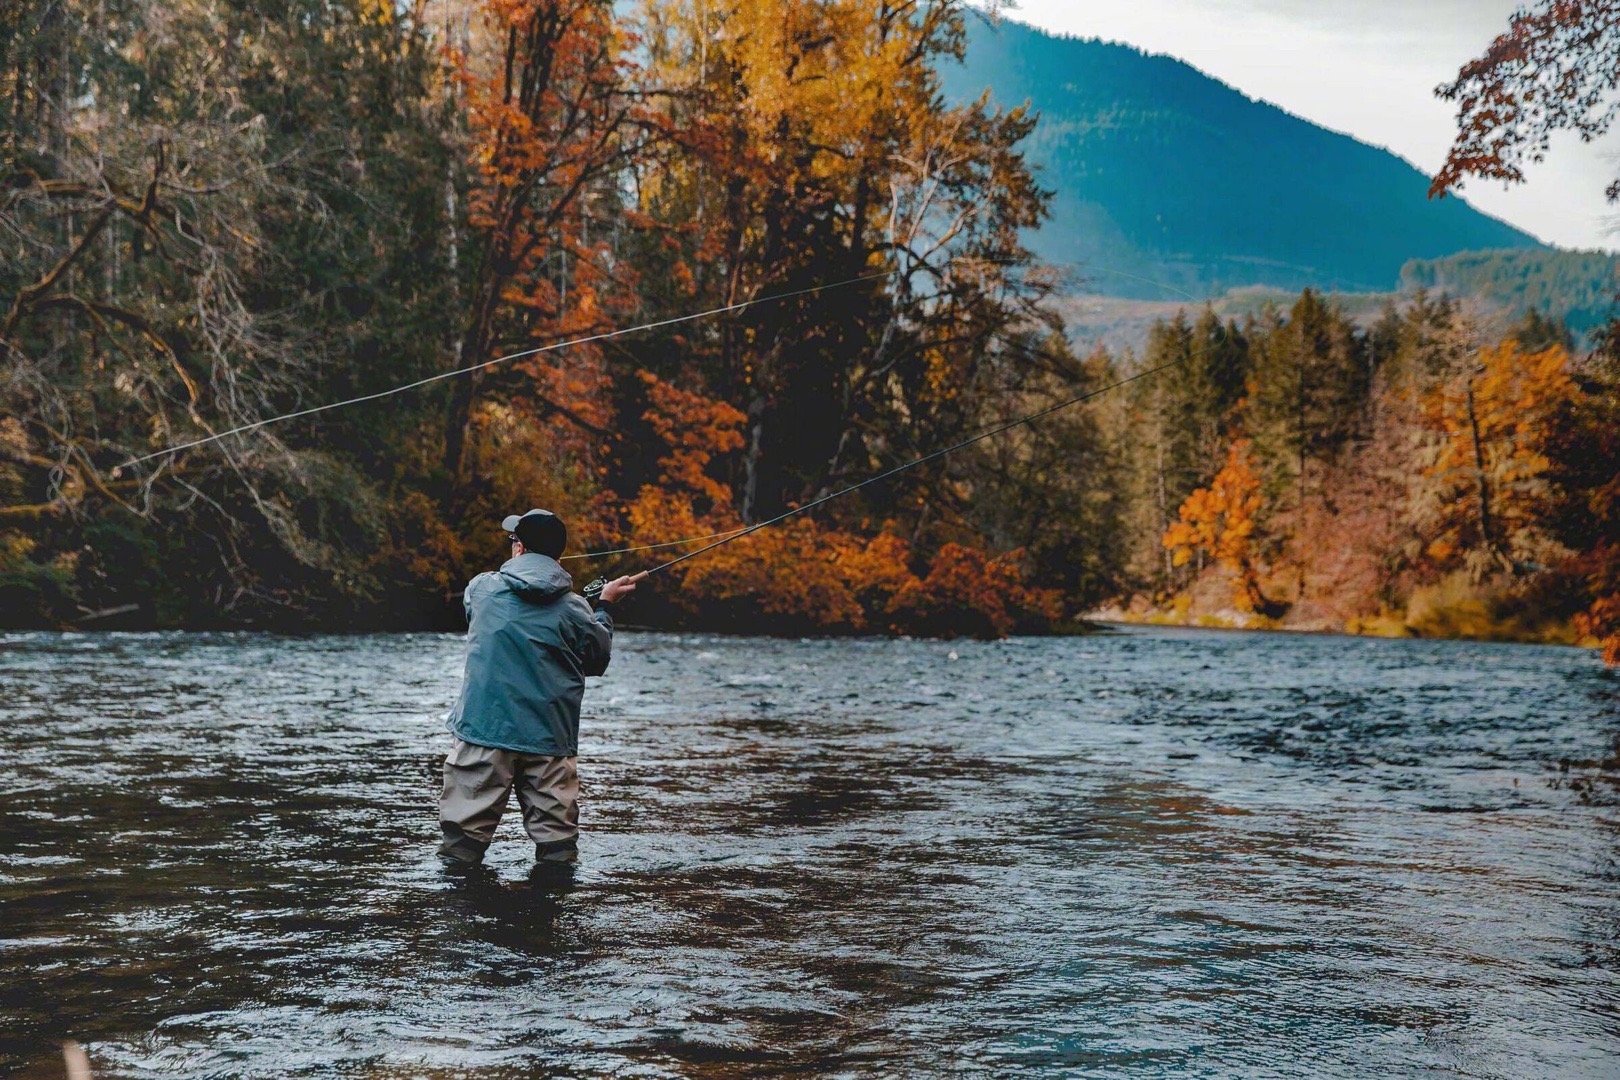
left=1430, top=1, right=1620, bottom=200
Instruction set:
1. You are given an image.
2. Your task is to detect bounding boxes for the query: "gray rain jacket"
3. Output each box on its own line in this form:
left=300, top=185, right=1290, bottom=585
left=446, top=552, right=612, bottom=756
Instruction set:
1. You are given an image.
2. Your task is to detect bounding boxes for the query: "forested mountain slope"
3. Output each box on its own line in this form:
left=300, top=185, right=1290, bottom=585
left=943, top=18, right=1544, bottom=298
left=1400, top=249, right=1618, bottom=335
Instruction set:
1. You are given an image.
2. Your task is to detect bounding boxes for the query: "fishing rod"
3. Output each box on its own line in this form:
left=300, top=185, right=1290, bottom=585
left=572, top=349, right=1192, bottom=603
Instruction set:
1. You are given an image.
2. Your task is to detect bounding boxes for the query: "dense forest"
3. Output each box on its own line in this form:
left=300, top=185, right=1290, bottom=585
left=2, top=0, right=1617, bottom=662
left=1098, top=294, right=1620, bottom=663
left=0, top=0, right=1085, bottom=637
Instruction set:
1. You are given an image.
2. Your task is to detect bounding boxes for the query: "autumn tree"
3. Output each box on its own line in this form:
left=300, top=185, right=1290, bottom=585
left=1162, top=439, right=1276, bottom=615
left=442, top=0, right=638, bottom=515
left=633, top=0, right=920, bottom=520
left=1545, top=343, right=1620, bottom=663
left=1120, top=307, right=1250, bottom=585
left=888, top=542, right=1062, bottom=639
left=1415, top=339, right=1576, bottom=578
left=1428, top=0, right=1620, bottom=662
left=605, top=362, right=1071, bottom=636
left=629, top=0, right=1054, bottom=539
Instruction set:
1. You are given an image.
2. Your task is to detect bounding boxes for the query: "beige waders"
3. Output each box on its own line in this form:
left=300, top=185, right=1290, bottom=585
left=438, top=737, right=579, bottom=863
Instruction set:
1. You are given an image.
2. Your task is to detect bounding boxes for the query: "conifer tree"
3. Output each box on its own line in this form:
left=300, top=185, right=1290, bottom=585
left=1243, top=290, right=1369, bottom=592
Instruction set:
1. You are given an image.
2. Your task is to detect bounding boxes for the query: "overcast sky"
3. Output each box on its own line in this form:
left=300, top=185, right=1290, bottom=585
left=997, top=0, right=1620, bottom=252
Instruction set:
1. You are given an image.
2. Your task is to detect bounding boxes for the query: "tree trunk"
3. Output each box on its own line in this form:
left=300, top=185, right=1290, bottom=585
left=1463, top=377, right=1511, bottom=574
left=737, top=159, right=792, bottom=523
left=822, top=168, right=874, bottom=488
left=1155, top=405, right=1171, bottom=581
left=443, top=277, right=499, bottom=489
left=1296, top=357, right=1308, bottom=599
left=740, top=388, right=766, bottom=524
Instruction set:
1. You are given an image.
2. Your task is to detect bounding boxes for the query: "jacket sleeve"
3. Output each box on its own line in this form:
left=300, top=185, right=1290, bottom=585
left=572, top=594, right=613, bottom=676
left=463, top=573, right=485, bottom=624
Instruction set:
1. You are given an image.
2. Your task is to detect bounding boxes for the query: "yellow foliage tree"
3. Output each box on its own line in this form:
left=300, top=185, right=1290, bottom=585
left=1418, top=340, right=1575, bottom=576
left=1163, top=439, right=1272, bottom=614
left=633, top=0, right=1042, bottom=524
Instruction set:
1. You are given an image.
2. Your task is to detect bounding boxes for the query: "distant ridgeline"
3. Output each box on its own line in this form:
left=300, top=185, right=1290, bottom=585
left=943, top=18, right=1614, bottom=324
left=1399, top=250, right=1618, bottom=336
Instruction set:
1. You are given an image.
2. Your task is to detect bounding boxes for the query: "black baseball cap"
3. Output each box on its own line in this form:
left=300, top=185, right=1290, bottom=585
left=501, top=508, right=567, bottom=558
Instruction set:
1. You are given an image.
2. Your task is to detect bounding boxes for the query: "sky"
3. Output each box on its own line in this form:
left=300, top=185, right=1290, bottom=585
left=997, top=0, right=1620, bottom=252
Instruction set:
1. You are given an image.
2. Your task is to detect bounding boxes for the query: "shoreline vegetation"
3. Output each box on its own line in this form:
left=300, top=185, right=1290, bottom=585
left=1, top=2, right=1617, bottom=661
left=1094, top=595, right=1596, bottom=651
left=1101, top=296, right=1620, bottom=664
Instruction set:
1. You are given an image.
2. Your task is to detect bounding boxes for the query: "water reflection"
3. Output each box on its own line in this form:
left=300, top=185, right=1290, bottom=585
left=0, top=628, right=1617, bottom=1076
left=437, top=861, right=576, bottom=963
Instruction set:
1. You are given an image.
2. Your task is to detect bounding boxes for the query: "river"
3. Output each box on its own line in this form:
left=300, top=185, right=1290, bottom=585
left=1, top=627, right=1617, bottom=1077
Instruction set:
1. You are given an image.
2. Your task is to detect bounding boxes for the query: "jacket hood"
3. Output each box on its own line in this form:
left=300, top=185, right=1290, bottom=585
left=497, top=552, right=574, bottom=602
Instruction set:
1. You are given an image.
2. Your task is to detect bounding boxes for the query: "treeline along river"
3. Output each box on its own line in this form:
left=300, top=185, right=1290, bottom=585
left=2, top=628, right=1618, bottom=1076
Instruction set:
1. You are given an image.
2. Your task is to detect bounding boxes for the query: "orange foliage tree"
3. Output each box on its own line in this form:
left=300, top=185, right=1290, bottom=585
left=1427, top=3, right=1620, bottom=663
left=888, top=543, right=1064, bottom=639
left=615, top=371, right=1058, bottom=635
left=1163, top=439, right=1274, bottom=614
left=1417, top=340, right=1575, bottom=577
left=443, top=0, right=638, bottom=500
left=635, top=371, right=746, bottom=510
left=620, top=371, right=914, bottom=631
left=621, top=369, right=746, bottom=564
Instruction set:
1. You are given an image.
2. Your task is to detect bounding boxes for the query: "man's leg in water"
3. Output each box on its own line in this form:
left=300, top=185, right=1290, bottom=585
left=514, top=754, right=579, bottom=861
left=439, top=738, right=516, bottom=863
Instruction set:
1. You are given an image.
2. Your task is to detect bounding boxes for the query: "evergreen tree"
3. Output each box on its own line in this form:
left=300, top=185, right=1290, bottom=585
left=1508, top=308, right=1575, bottom=353
left=1245, top=289, right=1368, bottom=514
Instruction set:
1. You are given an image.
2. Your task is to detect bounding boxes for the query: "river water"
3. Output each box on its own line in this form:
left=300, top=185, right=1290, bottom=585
left=1, top=627, right=1617, bottom=1077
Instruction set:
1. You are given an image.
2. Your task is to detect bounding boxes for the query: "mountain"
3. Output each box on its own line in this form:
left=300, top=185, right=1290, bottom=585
left=941, top=18, right=1545, bottom=300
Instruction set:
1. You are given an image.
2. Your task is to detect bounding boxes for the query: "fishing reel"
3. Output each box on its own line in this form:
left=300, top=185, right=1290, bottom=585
left=581, top=577, right=607, bottom=604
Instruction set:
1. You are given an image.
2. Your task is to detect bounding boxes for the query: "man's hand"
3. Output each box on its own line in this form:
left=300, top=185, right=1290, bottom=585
left=599, top=572, right=648, bottom=604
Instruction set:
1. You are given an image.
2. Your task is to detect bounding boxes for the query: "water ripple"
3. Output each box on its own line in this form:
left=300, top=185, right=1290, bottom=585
left=1, top=627, right=1617, bottom=1076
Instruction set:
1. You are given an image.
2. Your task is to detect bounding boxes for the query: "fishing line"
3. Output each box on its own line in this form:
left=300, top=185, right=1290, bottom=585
left=568, top=264, right=1217, bottom=574
left=115, top=267, right=904, bottom=472
left=558, top=527, right=752, bottom=561
left=108, top=247, right=1211, bottom=580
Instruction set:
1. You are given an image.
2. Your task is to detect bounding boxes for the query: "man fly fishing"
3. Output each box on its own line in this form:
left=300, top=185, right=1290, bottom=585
left=438, top=508, right=644, bottom=865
